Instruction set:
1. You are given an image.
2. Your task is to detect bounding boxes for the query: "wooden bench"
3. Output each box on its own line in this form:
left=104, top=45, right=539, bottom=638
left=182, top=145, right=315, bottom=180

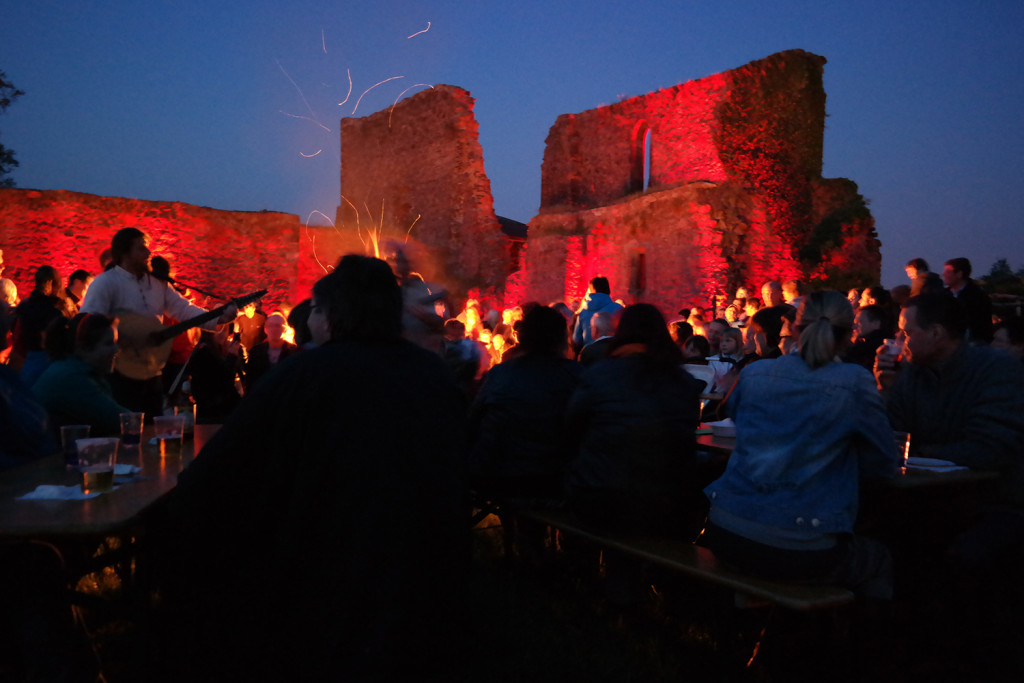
left=511, top=505, right=855, bottom=612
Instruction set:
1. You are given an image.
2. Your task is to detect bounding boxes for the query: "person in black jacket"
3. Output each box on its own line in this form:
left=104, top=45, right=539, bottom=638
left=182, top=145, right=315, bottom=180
left=943, top=257, right=993, bottom=344
left=469, top=305, right=582, bottom=502
left=842, top=304, right=891, bottom=370
left=565, top=303, right=706, bottom=540
left=242, top=311, right=297, bottom=391
left=161, top=256, right=468, bottom=682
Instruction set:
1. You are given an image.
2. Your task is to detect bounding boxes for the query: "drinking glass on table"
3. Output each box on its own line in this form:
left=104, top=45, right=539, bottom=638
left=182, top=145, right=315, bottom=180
left=154, top=415, right=185, bottom=458
left=893, top=431, right=911, bottom=470
left=60, top=424, right=90, bottom=469
left=119, top=411, right=145, bottom=455
left=77, top=437, right=119, bottom=494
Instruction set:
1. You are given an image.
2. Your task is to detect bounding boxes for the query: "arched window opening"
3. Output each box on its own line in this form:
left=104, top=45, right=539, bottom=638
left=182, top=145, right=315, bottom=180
left=629, top=122, right=651, bottom=194
left=642, top=128, right=652, bottom=190
left=628, top=247, right=647, bottom=301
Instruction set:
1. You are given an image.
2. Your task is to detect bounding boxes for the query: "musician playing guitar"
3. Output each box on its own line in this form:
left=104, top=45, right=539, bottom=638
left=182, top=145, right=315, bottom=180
left=80, top=228, right=238, bottom=418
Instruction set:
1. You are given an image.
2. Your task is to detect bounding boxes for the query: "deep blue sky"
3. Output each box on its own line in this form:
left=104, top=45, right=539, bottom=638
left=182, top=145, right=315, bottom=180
left=3, top=1, right=1022, bottom=287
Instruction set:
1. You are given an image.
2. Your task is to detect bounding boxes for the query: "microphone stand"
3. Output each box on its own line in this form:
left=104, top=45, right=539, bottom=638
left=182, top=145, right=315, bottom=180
left=151, top=272, right=231, bottom=302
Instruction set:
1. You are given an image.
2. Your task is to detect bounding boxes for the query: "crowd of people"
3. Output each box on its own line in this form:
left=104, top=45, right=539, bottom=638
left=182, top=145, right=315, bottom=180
left=2, top=233, right=1024, bottom=679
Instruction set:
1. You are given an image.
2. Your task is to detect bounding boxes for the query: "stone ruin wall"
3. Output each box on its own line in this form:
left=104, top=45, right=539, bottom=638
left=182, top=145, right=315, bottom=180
left=527, top=49, right=880, bottom=311
left=311, top=84, right=506, bottom=304
left=0, top=189, right=301, bottom=312
left=1, top=50, right=881, bottom=319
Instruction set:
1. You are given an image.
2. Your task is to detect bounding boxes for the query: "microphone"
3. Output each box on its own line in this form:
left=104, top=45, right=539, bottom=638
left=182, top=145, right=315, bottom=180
left=151, top=271, right=175, bottom=284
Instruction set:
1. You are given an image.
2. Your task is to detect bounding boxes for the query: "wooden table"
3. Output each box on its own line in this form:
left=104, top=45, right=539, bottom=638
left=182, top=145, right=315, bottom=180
left=0, top=424, right=219, bottom=541
left=696, top=431, right=737, bottom=456
left=694, top=428, right=1001, bottom=490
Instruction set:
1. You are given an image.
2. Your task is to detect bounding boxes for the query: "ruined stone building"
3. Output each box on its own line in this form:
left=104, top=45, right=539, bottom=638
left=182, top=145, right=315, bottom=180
left=303, top=84, right=508, bottom=303
left=526, top=49, right=880, bottom=312
left=0, top=49, right=879, bottom=314
left=321, top=48, right=879, bottom=312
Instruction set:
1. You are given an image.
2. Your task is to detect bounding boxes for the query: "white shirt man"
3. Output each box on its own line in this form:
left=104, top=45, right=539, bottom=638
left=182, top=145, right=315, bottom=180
left=81, top=228, right=235, bottom=414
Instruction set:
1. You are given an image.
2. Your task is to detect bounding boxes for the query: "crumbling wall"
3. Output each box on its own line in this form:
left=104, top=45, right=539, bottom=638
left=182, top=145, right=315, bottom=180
left=332, top=84, right=505, bottom=301
left=0, top=189, right=300, bottom=311
left=528, top=49, right=879, bottom=308
left=528, top=182, right=794, bottom=312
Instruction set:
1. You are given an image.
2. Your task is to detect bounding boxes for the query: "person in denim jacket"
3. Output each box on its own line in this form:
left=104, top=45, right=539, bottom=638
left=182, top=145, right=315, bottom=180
left=702, top=290, right=899, bottom=599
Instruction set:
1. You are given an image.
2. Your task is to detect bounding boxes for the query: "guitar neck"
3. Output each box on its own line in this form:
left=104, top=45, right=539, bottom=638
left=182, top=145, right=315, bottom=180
left=154, top=308, right=226, bottom=344
left=152, top=289, right=268, bottom=344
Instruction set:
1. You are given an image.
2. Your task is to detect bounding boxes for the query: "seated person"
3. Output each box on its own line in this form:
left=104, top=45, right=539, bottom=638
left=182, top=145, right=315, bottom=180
left=287, top=298, right=314, bottom=349
left=188, top=326, right=243, bottom=423
left=703, top=291, right=898, bottom=599
left=33, top=313, right=127, bottom=436
left=875, top=294, right=1024, bottom=467
left=991, top=316, right=1024, bottom=363
left=469, top=305, right=582, bottom=502
left=565, top=304, right=706, bottom=539
left=681, top=334, right=710, bottom=365
left=442, top=318, right=487, bottom=395
left=748, top=307, right=785, bottom=360
left=706, top=327, right=744, bottom=394
left=668, top=319, right=694, bottom=349
left=160, top=256, right=469, bottom=681
left=243, top=312, right=297, bottom=391
left=1, top=365, right=56, bottom=471
left=875, top=293, right=1024, bottom=661
left=578, top=311, right=616, bottom=367
left=842, top=304, right=890, bottom=370
left=10, top=266, right=71, bottom=384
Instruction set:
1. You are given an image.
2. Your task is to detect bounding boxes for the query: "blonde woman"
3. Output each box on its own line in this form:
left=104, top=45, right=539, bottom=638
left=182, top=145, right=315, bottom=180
left=702, top=290, right=899, bottom=599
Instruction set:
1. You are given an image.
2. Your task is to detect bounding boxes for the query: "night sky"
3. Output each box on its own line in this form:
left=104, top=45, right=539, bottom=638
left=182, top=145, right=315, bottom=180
left=2, top=0, right=1022, bottom=287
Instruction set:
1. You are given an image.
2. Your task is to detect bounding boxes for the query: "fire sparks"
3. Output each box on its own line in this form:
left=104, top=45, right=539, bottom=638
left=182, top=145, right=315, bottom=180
left=304, top=213, right=336, bottom=274
left=340, top=195, right=420, bottom=260
left=338, top=69, right=353, bottom=107
left=389, top=84, right=434, bottom=127
left=351, top=76, right=404, bottom=115
left=407, top=21, right=431, bottom=39
left=276, top=59, right=331, bottom=133
left=281, top=21, right=436, bottom=275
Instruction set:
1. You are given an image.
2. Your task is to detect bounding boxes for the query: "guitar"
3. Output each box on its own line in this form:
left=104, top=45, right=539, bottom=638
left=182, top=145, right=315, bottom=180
left=114, top=290, right=267, bottom=380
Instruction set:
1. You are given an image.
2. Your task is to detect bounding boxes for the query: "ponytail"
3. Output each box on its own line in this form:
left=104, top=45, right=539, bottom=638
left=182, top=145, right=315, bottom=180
left=796, top=291, right=853, bottom=369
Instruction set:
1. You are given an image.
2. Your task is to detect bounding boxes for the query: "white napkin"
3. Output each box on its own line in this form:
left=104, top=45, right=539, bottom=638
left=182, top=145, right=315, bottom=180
left=707, top=418, right=736, bottom=437
left=16, top=485, right=102, bottom=500
left=905, top=457, right=969, bottom=473
left=114, top=464, right=141, bottom=476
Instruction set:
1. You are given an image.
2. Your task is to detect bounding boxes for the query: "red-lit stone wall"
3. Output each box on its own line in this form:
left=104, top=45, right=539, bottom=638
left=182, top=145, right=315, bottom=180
left=527, top=50, right=879, bottom=311
left=0, top=189, right=300, bottom=311
left=528, top=182, right=801, bottom=312
left=329, top=84, right=505, bottom=302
